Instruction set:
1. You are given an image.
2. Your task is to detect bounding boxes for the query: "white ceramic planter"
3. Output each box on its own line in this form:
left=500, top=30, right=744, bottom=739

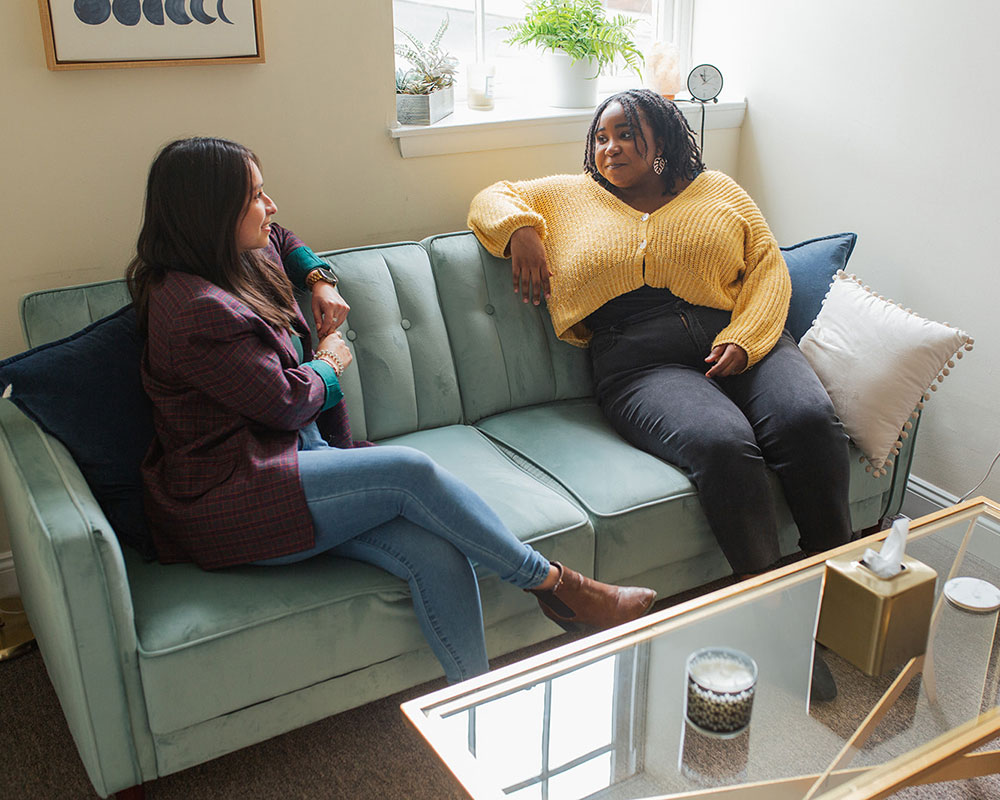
left=545, top=51, right=599, bottom=108
left=396, top=86, right=455, bottom=125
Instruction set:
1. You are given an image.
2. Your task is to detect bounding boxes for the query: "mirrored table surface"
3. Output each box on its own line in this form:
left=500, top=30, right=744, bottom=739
left=403, top=498, right=1000, bottom=800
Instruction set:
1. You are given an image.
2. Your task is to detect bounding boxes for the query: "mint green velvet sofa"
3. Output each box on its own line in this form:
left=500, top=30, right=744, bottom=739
left=0, top=232, right=914, bottom=798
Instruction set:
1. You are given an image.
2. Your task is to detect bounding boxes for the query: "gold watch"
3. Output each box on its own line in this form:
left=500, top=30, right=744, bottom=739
left=305, top=267, right=338, bottom=290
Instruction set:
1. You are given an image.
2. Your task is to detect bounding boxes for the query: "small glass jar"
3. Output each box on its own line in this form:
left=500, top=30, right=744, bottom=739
left=467, top=62, right=495, bottom=111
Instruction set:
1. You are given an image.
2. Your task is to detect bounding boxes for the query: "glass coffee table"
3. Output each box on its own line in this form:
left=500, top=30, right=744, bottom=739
left=402, top=498, right=1000, bottom=799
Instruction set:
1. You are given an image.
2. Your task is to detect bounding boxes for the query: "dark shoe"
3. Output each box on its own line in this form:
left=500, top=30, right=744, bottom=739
left=528, top=562, right=656, bottom=633
left=811, top=647, right=838, bottom=702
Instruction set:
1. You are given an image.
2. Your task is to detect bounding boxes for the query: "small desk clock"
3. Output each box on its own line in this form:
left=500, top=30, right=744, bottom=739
left=687, top=63, right=723, bottom=103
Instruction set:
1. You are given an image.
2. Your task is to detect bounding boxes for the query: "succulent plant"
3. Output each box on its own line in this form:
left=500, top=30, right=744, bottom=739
left=394, top=15, right=459, bottom=95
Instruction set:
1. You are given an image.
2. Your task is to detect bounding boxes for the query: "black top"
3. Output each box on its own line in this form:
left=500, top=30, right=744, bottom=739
left=585, top=285, right=681, bottom=332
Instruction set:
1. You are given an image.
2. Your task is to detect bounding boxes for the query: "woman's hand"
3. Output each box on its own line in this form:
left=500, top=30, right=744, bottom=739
left=509, top=226, right=550, bottom=306
left=316, top=331, right=353, bottom=375
left=311, top=282, right=350, bottom=338
left=705, top=344, right=748, bottom=378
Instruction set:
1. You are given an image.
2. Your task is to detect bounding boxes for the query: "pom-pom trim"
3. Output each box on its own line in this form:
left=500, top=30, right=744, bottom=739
left=828, top=270, right=974, bottom=479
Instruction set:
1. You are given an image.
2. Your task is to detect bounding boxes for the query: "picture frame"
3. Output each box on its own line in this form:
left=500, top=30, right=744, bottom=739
left=37, top=0, right=265, bottom=71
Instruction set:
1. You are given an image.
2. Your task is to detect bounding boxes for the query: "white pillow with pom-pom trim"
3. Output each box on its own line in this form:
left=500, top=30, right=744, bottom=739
left=799, top=270, right=973, bottom=476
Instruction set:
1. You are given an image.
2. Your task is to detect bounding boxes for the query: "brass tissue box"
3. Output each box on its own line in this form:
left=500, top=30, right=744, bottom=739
left=815, top=555, right=937, bottom=676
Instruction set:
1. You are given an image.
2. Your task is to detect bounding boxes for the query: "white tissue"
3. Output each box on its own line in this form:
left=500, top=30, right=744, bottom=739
left=862, top=517, right=909, bottom=578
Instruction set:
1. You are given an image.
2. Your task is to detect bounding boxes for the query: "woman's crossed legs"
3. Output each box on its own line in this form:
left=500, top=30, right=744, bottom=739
left=256, top=438, right=550, bottom=682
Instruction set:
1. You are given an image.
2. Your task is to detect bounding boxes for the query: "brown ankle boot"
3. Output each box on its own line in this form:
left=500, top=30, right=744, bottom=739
left=528, top=562, right=656, bottom=633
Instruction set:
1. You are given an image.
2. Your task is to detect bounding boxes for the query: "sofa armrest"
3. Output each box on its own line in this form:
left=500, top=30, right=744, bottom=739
left=881, top=411, right=919, bottom=521
left=0, top=399, right=154, bottom=796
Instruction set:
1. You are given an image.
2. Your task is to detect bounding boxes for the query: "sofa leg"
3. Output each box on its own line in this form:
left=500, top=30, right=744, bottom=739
left=115, top=785, right=146, bottom=800
left=858, top=512, right=904, bottom=540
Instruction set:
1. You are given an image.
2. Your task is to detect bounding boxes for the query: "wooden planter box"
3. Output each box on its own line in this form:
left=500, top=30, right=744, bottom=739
left=396, top=86, right=454, bottom=125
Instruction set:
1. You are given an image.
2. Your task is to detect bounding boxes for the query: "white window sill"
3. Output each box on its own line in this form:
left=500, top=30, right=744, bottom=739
left=388, top=95, right=746, bottom=159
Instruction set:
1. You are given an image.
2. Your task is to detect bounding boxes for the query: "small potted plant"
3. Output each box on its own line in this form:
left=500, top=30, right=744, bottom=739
left=503, top=0, right=643, bottom=108
left=395, top=16, right=459, bottom=125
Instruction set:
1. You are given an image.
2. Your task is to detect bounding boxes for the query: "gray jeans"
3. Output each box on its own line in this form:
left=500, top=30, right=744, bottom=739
left=590, top=299, right=852, bottom=574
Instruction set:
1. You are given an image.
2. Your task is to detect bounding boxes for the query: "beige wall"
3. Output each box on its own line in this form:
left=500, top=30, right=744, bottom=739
left=0, top=2, right=736, bottom=559
left=693, top=0, right=1000, bottom=501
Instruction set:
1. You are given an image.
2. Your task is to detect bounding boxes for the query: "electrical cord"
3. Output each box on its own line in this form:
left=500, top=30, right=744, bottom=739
left=673, top=97, right=709, bottom=152
left=959, top=449, right=1000, bottom=502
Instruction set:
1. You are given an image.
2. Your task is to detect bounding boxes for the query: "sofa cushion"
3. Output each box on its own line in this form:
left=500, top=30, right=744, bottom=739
left=381, top=425, right=593, bottom=552
left=0, top=305, right=155, bottom=558
left=782, top=232, right=858, bottom=342
left=423, top=232, right=592, bottom=423
left=476, top=399, right=712, bottom=582
left=131, top=423, right=593, bottom=734
left=318, top=242, right=464, bottom=441
left=476, top=399, right=898, bottom=584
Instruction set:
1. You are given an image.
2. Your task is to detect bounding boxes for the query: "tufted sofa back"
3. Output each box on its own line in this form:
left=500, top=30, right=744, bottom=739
left=421, top=232, right=592, bottom=423
left=318, top=242, right=464, bottom=442
left=321, top=232, right=593, bottom=437
left=20, top=279, right=133, bottom=348
left=17, top=233, right=591, bottom=443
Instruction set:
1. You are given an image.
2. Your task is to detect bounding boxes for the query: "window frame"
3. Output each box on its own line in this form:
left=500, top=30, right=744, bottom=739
left=453, top=646, right=649, bottom=800
left=388, top=0, right=739, bottom=159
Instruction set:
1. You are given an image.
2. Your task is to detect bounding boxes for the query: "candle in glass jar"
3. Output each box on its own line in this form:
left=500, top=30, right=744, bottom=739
left=685, top=648, right=757, bottom=737
left=467, top=62, right=495, bottom=110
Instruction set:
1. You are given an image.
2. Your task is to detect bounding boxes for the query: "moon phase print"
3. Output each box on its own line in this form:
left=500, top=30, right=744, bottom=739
left=39, top=0, right=264, bottom=70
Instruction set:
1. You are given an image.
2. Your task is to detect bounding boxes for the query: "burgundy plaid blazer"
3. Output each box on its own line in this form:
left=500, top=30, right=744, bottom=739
left=141, top=270, right=325, bottom=568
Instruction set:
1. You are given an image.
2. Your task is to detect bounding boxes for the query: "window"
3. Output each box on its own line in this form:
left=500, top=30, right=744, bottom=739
left=392, top=0, right=693, bottom=106
left=387, top=0, right=747, bottom=159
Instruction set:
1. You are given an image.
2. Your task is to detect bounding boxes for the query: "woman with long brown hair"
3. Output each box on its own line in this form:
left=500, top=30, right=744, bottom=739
left=128, top=136, right=655, bottom=683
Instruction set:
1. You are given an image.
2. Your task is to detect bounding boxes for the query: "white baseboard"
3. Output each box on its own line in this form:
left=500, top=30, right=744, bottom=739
left=902, top=475, right=962, bottom=520
left=905, top=475, right=1000, bottom=572
left=0, top=550, right=18, bottom=599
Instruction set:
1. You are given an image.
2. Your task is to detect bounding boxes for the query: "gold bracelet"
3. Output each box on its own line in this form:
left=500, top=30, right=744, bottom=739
left=314, top=349, right=344, bottom=376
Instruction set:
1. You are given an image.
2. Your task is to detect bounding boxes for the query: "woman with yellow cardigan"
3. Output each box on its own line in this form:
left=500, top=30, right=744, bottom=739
left=468, top=88, right=853, bottom=579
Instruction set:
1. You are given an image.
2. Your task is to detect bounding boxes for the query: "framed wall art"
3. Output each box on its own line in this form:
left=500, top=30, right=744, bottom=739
left=38, top=0, right=265, bottom=70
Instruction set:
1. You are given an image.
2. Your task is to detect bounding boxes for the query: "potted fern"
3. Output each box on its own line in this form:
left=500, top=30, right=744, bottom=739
left=395, top=16, right=459, bottom=125
left=503, top=0, right=643, bottom=108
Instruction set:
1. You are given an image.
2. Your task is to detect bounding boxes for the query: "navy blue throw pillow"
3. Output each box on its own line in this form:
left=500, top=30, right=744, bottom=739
left=0, top=305, right=156, bottom=559
left=782, top=232, right=858, bottom=342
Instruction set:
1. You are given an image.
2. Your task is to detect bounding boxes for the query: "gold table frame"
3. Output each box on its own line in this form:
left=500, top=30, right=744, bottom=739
left=403, top=497, right=1000, bottom=800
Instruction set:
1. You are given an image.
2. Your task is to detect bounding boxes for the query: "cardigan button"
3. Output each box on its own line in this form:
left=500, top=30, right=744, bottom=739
left=484, top=304, right=495, bottom=315
left=346, top=330, right=358, bottom=341
left=641, top=213, right=649, bottom=221
left=401, top=319, right=411, bottom=330
left=639, top=239, right=647, bottom=249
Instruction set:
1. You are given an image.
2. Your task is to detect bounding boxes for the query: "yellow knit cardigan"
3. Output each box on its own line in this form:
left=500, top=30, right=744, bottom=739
left=467, top=170, right=791, bottom=368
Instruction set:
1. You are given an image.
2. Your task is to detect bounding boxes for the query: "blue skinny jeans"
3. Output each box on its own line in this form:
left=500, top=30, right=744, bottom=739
left=590, top=300, right=853, bottom=574
left=254, top=423, right=551, bottom=683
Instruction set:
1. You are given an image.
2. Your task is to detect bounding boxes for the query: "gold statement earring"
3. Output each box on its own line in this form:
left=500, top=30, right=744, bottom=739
left=653, top=155, right=666, bottom=175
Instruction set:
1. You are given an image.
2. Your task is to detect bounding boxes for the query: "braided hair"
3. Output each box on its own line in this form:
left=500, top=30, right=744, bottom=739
left=584, top=88, right=704, bottom=196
